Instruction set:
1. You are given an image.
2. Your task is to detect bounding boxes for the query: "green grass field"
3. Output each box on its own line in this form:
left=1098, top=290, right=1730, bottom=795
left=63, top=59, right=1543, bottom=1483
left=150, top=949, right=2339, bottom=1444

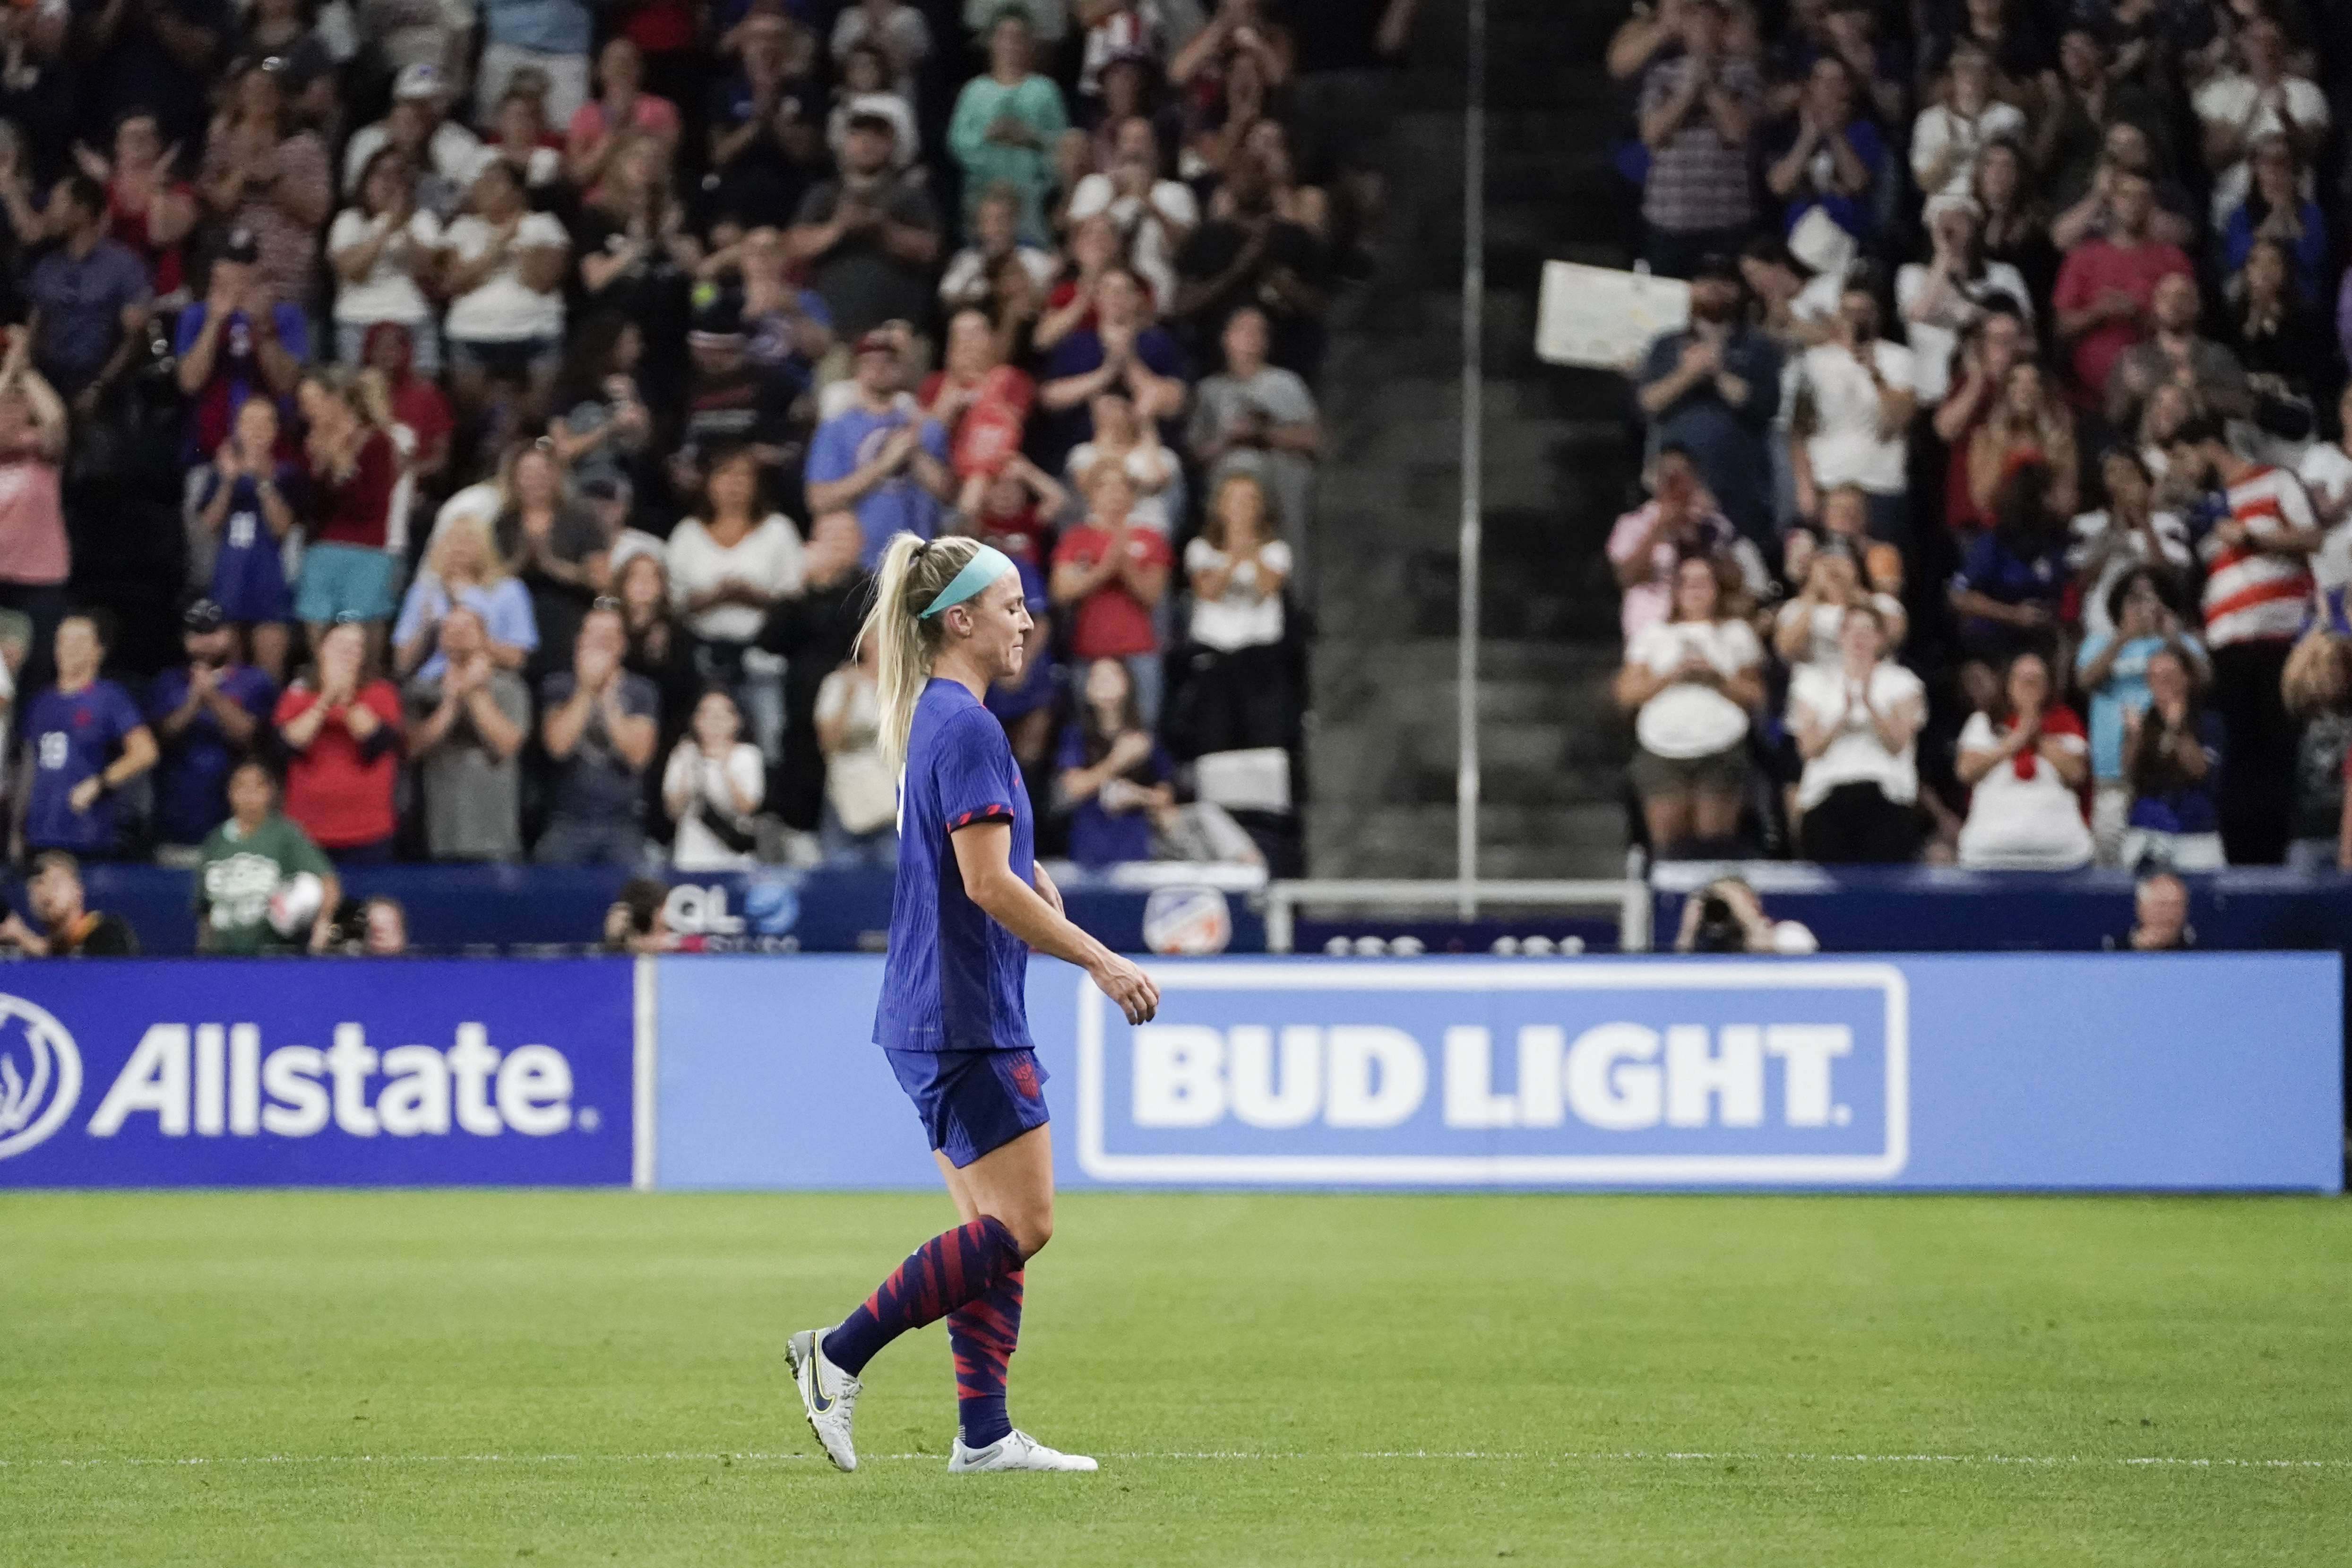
left=2, top=1190, right=2348, bottom=1565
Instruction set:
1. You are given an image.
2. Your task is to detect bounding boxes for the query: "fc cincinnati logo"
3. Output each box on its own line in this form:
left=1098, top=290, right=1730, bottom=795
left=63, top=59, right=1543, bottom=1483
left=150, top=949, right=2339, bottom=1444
left=0, top=995, right=82, bottom=1161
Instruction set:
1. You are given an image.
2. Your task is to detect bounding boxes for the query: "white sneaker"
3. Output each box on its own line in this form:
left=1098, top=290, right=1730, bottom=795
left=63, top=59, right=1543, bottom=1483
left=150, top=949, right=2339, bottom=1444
left=786, top=1327, right=862, bottom=1472
left=948, top=1429, right=1099, bottom=1473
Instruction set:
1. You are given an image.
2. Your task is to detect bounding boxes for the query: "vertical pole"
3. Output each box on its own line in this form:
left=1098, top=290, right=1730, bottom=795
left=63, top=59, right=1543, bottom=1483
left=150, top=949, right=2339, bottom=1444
left=1456, top=0, right=1487, bottom=921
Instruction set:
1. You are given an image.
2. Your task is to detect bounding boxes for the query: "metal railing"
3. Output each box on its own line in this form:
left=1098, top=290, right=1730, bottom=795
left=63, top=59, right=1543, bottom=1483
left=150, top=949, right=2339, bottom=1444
left=1261, top=879, right=1654, bottom=956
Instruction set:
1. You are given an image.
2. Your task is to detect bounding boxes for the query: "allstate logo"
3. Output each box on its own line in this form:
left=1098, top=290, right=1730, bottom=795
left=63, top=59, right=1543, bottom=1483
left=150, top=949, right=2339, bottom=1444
left=1142, top=887, right=1232, bottom=956
left=0, top=994, right=82, bottom=1161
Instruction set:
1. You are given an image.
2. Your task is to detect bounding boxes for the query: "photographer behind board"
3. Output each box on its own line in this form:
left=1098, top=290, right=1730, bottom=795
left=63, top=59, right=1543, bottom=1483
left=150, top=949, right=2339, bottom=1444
left=1673, top=876, right=1819, bottom=955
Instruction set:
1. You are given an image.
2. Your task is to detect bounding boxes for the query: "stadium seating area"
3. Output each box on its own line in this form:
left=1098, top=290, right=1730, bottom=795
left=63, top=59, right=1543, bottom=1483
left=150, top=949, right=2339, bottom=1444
left=0, top=0, right=1417, bottom=949
left=1612, top=0, right=2352, bottom=878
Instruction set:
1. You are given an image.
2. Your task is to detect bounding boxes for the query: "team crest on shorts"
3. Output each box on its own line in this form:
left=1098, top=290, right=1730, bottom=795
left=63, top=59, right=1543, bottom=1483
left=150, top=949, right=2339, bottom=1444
left=1008, top=1057, right=1041, bottom=1099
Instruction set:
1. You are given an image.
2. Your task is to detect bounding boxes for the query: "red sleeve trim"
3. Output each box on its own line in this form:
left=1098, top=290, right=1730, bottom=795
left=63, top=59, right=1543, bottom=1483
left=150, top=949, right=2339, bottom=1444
left=947, top=804, right=1014, bottom=831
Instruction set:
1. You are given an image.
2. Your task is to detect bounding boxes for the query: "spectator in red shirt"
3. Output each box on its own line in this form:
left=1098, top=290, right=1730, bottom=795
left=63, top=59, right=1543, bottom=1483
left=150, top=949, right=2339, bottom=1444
left=1051, top=460, right=1173, bottom=727
left=293, top=369, right=402, bottom=650
left=273, top=620, right=404, bottom=863
left=2050, top=169, right=2191, bottom=412
left=363, top=322, right=454, bottom=494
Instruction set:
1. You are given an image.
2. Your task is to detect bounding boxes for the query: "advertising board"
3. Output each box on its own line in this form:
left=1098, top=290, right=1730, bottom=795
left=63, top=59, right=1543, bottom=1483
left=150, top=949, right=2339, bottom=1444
left=0, top=958, right=638, bottom=1187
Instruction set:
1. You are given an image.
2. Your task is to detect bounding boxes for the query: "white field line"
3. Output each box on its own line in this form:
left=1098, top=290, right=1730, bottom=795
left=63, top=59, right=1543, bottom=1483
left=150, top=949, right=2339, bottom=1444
left=1, top=1450, right=2347, bottom=1472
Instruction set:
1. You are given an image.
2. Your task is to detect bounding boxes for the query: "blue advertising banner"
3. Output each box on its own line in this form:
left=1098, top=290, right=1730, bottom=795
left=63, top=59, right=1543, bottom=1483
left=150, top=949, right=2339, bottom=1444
left=654, top=954, right=2342, bottom=1192
left=0, top=958, right=638, bottom=1187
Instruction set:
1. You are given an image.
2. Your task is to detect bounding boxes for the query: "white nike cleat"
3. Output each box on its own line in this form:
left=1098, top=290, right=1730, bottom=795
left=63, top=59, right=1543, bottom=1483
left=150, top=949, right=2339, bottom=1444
left=948, top=1430, right=1099, bottom=1473
left=786, top=1326, right=862, bottom=1472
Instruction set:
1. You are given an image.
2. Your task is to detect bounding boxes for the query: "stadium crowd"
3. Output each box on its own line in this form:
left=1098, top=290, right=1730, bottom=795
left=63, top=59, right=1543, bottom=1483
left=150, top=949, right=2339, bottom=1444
left=1612, top=0, right=2352, bottom=875
left=0, top=0, right=1414, bottom=953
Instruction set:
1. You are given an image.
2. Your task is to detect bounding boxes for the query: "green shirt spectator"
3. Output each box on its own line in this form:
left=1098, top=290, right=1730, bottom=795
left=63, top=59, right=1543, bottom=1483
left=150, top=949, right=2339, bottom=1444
left=947, top=11, right=1069, bottom=241
left=195, top=763, right=340, bottom=954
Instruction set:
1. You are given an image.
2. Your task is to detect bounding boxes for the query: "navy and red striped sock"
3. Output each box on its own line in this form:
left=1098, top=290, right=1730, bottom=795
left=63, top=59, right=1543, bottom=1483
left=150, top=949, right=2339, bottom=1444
left=822, top=1216, right=1023, bottom=1376
left=948, top=1269, right=1023, bottom=1449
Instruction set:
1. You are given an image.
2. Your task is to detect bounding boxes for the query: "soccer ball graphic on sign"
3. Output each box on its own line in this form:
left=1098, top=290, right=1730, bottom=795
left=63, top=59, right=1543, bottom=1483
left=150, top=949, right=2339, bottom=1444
left=0, top=994, right=83, bottom=1161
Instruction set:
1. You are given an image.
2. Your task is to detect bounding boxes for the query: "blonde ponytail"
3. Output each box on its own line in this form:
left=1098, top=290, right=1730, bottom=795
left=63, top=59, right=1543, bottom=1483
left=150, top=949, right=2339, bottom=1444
left=859, top=533, right=991, bottom=770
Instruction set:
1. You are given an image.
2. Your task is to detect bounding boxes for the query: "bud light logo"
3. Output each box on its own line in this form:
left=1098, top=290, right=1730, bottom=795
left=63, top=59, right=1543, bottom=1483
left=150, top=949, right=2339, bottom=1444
left=1073, top=962, right=1909, bottom=1184
left=0, top=995, right=83, bottom=1161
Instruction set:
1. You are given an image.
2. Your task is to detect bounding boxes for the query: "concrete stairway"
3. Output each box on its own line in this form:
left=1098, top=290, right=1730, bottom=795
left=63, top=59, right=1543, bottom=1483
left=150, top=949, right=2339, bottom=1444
left=1304, top=0, right=1644, bottom=879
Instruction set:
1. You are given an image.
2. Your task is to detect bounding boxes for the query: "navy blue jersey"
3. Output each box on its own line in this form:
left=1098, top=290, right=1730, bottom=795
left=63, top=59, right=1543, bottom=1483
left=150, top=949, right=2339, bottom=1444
left=874, top=679, right=1035, bottom=1054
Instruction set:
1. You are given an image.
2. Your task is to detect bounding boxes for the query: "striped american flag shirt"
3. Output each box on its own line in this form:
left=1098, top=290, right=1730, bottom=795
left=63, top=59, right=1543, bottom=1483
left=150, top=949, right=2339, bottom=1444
left=2201, top=465, right=2318, bottom=647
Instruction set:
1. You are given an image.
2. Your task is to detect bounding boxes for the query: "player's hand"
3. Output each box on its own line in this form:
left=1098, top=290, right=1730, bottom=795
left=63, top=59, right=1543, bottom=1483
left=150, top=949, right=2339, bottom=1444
left=1091, top=952, right=1159, bottom=1025
left=1032, top=860, right=1064, bottom=917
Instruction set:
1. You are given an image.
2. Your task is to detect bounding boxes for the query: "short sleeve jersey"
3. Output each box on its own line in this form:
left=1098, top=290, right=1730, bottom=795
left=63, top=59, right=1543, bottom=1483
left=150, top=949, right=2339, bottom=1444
left=875, top=678, right=1034, bottom=1055
left=25, top=679, right=145, bottom=853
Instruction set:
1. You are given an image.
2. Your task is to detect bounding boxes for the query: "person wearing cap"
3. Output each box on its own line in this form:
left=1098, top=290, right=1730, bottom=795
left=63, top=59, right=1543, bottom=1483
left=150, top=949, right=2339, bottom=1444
left=174, top=227, right=308, bottom=465
left=19, top=613, right=157, bottom=862
left=1632, top=0, right=1763, bottom=281
left=147, top=598, right=278, bottom=849
left=24, top=174, right=152, bottom=409
left=949, top=9, right=1068, bottom=244
left=673, top=297, right=802, bottom=490
left=341, top=61, right=486, bottom=202
left=784, top=105, right=941, bottom=341
left=1635, top=250, right=1781, bottom=548
left=806, top=331, right=955, bottom=569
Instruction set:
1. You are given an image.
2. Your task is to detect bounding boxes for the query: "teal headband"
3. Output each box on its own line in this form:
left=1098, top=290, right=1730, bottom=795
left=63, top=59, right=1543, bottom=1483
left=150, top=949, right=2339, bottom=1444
left=919, top=543, right=1017, bottom=618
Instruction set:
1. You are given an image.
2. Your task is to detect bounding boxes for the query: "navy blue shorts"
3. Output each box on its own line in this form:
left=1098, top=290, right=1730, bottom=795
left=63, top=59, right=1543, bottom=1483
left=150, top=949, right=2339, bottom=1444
left=883, top=1047, right=1051, bottom=1169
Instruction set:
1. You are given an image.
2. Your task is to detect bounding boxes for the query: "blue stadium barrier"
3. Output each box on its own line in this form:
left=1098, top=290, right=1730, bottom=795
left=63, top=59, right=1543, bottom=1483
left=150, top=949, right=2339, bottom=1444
left=3, top=952, right=2336, bottom=1192
left=1649, top=864, right=2352, bottom=953
left=41, top=862, right=1267, bottom=956
left=655, top=954, right=2343, bottom=1194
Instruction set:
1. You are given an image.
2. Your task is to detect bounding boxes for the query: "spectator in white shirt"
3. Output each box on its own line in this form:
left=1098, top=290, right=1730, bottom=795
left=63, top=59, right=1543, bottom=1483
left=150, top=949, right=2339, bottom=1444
left=439, top=158, right=570, bottom=422
left=1774, top=533, right=1905, bottom=671
left=2068, top=447, right=2191, bottom=641
left=1179, top=470, right=1293, bottom=757
left=1955, top=651, right=2094, bottom=869
left=1896, top=199, right=2031, bottom=404
left=663, top=688, right=765, bottom=870
left=939, top=181, right=1058, bottom=316
left=2194, top=17, right=2326, bottom=228
left=1792, top=278, right=1918, bottom=543
left=342, top=63, right=484, bottom=207
left=667, top=446, right=805, bottom=759
left=2294, top=381, right=2352, bottom=633
left=1615, top=554, right=1764, bottom=856
left=1066, top=115, right=1198, bottom=307
left=1789, top=603, right=1925, bottom=863
left=328, top=149, right=446, bottom=376
left=1910, top=41, right=2027, bottom=207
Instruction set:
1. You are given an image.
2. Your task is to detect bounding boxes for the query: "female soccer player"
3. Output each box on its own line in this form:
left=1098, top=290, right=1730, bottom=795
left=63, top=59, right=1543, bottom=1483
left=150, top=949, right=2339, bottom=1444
left=788, top=534, right=1159, bottom=1475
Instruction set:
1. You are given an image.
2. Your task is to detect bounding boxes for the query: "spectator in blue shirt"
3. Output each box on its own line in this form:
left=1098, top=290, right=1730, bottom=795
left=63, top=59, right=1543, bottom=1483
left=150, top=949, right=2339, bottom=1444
left=18, top=613, right=158, bottom=859
left=1634, top=254, right=1783, bottom=545
left=25, top=175, right=153, bottom=407
left=803, top=331, right=954, bottom=567
left=1763, top=54, right=1887, bottom=247
left=146, top=598, right=276, bottom=849
left=1949, top=459, right=2069, bottom=667
left=1055, top=655, right=1172, bottom=868
left=173, top=228, right=309, bottom=463
left=1037, top=266, right=1187, bottom=474
left=2119, top=646, right=2228, bottom=871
